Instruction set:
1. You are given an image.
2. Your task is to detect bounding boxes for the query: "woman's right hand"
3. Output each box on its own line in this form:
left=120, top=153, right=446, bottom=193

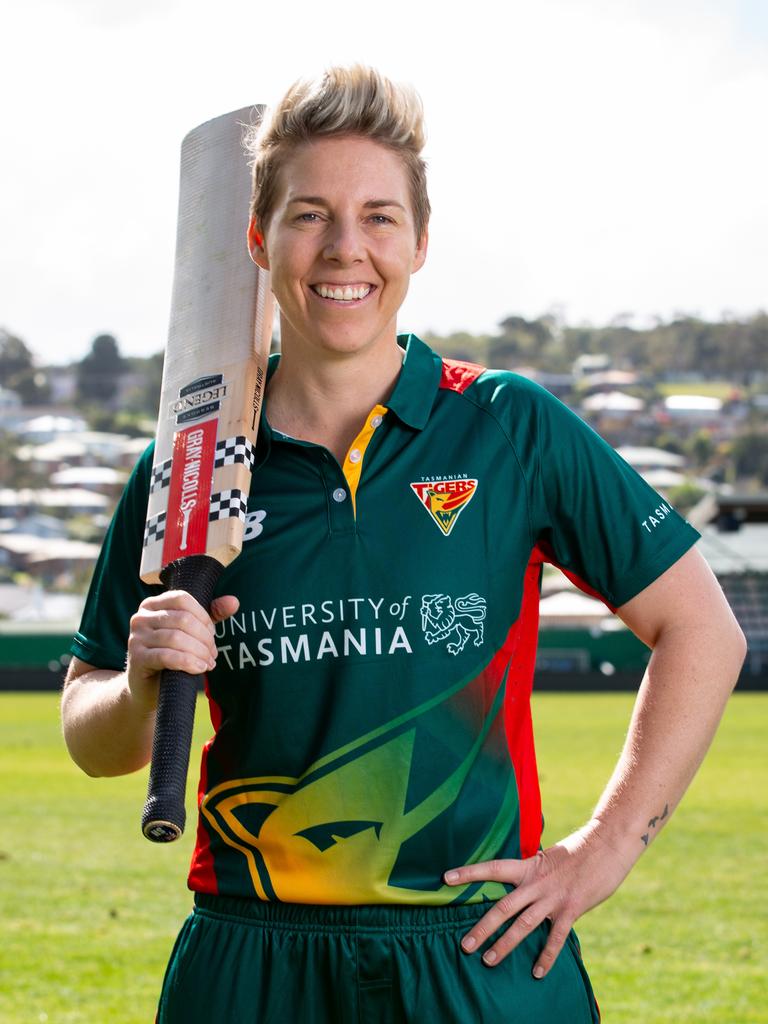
left=126, top=591, right=240, bottom=711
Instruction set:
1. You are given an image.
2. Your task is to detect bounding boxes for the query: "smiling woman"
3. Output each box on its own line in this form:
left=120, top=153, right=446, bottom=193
left=248, top=136, right=427, bottom=370
left=241, top=70, right=430, bottom=462
left=62, top=64, right=745, bottom=1024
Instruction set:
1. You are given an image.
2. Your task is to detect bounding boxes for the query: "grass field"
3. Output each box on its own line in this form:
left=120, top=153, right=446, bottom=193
left=0, top=692, right=766, bottom=1023
left=655, top=380, right=739, bottom=400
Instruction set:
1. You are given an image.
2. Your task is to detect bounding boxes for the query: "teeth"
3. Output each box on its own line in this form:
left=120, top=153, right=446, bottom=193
left=315, top=285, right=371, bottom=301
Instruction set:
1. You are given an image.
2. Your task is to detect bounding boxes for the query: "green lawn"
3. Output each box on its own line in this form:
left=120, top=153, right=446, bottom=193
left=655, top=380, right=739, bottom=400
left=0, top=692, right=765, bottom=1023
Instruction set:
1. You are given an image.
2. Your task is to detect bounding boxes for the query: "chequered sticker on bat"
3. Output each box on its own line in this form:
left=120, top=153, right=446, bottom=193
left=150, top=459, right=173, bottom=494
left=143, top=511, right=167, bottom=546
left=209, top=490, right=248, bottom=523
left=214, top=436, right=255, bottom=470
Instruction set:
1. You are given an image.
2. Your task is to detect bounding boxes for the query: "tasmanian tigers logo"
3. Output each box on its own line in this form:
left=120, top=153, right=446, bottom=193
left=410, top=479, right=478, bottom=536
left=420, top=593, right=486, bottom=655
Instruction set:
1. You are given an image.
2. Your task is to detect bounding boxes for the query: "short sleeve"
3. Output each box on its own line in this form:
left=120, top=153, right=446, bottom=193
left=530, top=387, right=701, bottom=608
left=70, top=443, right=161, bottom=669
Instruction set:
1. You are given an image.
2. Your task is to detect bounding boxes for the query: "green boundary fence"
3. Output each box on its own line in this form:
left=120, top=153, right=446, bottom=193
left=1, top=622, right=764, bottom=691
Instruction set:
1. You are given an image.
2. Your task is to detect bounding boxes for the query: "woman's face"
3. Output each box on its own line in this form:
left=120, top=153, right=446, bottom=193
left=249, top=135, right=428, bottom=361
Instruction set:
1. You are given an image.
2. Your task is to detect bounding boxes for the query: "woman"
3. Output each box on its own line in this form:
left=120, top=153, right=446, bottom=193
left=62, top=66, right=746, bottom=1023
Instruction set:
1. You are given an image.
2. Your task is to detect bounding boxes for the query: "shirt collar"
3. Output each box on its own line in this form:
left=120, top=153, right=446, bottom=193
left=254, top=332, right=442, bottom=465
left=387, top=333, right=443, bottom=430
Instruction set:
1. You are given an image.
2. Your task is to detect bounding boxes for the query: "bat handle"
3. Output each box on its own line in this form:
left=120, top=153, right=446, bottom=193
left=142, top=554, right=223, bottom=843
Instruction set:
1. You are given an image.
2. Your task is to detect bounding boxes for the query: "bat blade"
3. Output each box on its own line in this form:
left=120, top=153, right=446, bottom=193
left=141, top=105, right=272, bottom=584
left=140, top=105, right=273, bottom=842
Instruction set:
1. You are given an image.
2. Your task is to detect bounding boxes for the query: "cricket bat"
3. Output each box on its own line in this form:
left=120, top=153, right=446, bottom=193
left=139, top=105, right=274, bottom=842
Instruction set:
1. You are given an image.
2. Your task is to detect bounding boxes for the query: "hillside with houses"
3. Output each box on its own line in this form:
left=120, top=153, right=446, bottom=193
left=1, top=314, right=766, bottom=684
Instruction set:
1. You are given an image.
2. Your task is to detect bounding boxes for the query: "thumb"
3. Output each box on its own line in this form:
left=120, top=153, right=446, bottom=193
left=210, top=595, right=240, bottom=623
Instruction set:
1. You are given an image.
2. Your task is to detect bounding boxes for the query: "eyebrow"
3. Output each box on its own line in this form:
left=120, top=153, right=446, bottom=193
left=287, top=196, right=406, bottom=211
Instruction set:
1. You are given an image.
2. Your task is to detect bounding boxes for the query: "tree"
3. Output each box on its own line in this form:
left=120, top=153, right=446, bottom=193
left=77, top=334, right=126, bottom=404
left=667, top=481, right=707, bottom=514
left=685, top=430, right=715, bottom=469
left=123, top=351, right=164, bottom=416
left=729, top=432, right=768, bottom=485
left=491, top=315, right=557, bottom=369
left=0, top=328, right=49, bottom=404
left=0, top=329, right=33, bottom=383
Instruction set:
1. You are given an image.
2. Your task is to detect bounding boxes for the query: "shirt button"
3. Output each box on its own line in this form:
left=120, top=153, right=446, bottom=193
left=332, top=488, right=347, bottom=503
left=370, top=415, right=383, bottom=428
left=348, top=448, right=362, bottom=463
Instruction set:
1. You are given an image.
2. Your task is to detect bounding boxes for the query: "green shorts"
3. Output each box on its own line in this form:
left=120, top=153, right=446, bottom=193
left=157, top=894, right=600, bottom=1023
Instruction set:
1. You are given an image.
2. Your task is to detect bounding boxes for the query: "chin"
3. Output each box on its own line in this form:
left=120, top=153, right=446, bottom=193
left=299, top=328, right=397, bottom=359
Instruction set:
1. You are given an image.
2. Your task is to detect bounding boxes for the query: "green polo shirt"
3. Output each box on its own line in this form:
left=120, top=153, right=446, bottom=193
left=72, top=333, right=700, bottom=905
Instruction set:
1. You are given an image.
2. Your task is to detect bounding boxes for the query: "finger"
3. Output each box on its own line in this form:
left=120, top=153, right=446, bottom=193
left=141, top=590, right=216, bottom=629
left=458, top=887, right=534, bottom=955
left=138, top=628, right=216, bottom=668
left=135, top=605, right=216, bottom=649
left=532, top=918, right=572, bottom=979
left=132, top=610, right=217, bottom=667
left=210, top=595, right=240, bottom=623
left=481, top=902, right=551, bottom=967
left=443, top=859, right=525, bottom=887
left=145, top=647, right=213, bottom=677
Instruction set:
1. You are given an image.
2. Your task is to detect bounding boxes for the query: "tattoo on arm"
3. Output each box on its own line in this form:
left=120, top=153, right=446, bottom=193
left=641, top=802, right=669, bottom=846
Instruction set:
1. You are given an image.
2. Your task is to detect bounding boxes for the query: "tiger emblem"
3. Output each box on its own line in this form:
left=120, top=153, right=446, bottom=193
left=420, top=593, right=486, bottom=655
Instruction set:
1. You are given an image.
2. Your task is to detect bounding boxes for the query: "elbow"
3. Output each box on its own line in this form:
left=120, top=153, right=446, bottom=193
left=61, top=727, right=103, bottom=778
left=723, top=600, right=748, bottom=667
left=731, top=622, right=748, bottom=682
left=712, top=614, right=747, bottom=696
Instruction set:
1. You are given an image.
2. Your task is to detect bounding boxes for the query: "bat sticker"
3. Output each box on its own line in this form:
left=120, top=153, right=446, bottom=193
left=170, top=374, right=229, bottom=424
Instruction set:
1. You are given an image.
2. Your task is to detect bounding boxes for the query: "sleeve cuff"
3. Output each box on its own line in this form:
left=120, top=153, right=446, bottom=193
left=70, top=632, right=126, bottom=672
left=610, top=523, right=701, bottom=608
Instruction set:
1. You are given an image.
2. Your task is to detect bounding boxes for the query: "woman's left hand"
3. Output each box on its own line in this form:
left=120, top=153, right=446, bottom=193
left=443, top=821, right=636, bottom=978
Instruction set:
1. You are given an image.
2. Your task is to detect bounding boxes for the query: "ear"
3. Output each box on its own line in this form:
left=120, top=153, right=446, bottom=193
left=248, top=217, right=269, bottom=270
left=412, top=226, right=429, bottom=274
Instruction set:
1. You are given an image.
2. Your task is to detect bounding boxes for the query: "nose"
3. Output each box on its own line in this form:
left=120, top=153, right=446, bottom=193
left=323, top=216, right=365, bottom=265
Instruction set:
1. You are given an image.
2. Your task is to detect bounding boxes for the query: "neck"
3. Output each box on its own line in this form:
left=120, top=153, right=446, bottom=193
left=265, top=330, right=405, bottom=462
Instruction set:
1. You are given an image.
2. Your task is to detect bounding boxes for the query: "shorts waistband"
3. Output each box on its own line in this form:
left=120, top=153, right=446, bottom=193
left=193, top=893, right=492, bottom=934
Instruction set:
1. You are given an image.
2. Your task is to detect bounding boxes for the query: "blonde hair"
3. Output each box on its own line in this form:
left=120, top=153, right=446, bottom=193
left=244, top=65, right=430, bottom=241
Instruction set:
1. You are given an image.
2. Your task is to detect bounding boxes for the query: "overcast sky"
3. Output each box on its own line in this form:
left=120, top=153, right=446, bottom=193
left=2, top=0, right=766, bottom=365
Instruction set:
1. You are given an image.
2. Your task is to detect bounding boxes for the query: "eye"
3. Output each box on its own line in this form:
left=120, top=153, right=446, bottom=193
left=297, top=212, right=322, bottom=223
left=368, top=214, right=395, bottom=225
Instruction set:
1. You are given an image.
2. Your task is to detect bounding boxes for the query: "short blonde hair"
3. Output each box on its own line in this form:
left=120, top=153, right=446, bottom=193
left=244, top=65, right=430, bottom=241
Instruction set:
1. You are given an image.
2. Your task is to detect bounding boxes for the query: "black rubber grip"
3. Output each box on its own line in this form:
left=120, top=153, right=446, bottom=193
left=141, top=554, right=223, bottom=842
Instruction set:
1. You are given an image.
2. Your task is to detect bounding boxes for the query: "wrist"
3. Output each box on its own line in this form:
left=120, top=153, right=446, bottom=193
left=572, top=816, right=644, bottom=875
left=123, top=666, right=159, bottom=719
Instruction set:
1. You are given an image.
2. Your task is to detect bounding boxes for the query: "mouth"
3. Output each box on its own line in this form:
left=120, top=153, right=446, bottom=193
left=309, top=283, right=375, bottom=304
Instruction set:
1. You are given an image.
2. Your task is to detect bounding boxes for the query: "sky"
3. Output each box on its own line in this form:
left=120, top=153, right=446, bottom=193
left=2, top=0, right=767, bottom=365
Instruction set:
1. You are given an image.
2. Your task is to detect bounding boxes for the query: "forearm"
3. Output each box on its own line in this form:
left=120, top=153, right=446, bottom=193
left=444, top=552, right=747, bottom=976
left=61, top=670, right=156, bottom=777
left=588, top=617, right=746, bottom=867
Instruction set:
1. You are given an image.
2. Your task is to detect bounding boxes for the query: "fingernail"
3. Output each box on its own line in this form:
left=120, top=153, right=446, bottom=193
left=533, top=965, right=544, bottom=979
left=461, top=936, right=476, bottom=952
left=482, top=950, right=497, bottom=965
left=444, top=870, right=459, bottom=883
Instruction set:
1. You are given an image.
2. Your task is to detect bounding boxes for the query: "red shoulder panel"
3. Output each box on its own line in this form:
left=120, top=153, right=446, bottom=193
left=439, top=358, right=485, bottom=394
left=532, top=540, right=617, bottom=612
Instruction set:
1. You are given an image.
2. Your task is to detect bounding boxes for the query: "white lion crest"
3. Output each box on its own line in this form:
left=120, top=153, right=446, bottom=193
left=420, top=593, right=486, bottom=656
